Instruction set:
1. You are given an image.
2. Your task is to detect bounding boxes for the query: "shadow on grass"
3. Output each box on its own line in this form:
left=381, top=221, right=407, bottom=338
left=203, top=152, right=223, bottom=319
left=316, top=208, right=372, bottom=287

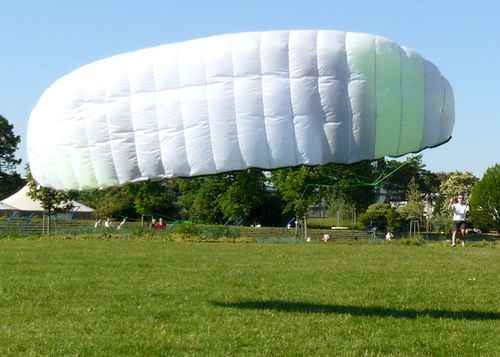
left=211, top=300, right=499, bottom=321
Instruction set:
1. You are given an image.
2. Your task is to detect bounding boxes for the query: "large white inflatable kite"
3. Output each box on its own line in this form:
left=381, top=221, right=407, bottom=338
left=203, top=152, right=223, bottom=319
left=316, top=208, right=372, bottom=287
left=27, top=30, right=454, bottom=190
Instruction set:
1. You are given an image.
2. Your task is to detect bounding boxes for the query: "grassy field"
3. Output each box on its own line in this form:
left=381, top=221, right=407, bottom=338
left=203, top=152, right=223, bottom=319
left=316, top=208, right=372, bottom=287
left=0, top=238, right=498, bottom=356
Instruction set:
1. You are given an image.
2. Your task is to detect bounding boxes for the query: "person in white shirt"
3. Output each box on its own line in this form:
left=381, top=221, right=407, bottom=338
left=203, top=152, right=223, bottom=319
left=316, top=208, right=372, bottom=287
left=448, top=195, right=469, bottom=247
left=385, top=232, right=393, bottom=241
left=104, top=217, right=115, bottom=229
left=117, top=218, right=127, bottom=230
left=94, top=218, right=103, bottom=229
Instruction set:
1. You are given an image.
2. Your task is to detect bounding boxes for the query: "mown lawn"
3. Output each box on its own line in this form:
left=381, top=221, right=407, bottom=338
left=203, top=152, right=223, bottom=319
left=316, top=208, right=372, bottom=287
left=0, top=238, right=498, bottom=356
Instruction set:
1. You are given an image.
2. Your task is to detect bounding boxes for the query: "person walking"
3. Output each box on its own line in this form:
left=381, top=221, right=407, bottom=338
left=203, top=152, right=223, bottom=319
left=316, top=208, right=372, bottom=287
left=448, top=194, right=469, bottom=247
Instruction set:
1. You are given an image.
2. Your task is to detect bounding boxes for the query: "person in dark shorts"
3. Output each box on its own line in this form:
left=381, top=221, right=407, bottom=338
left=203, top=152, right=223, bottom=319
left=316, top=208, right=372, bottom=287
left=448, top=195, right=469, bottom=247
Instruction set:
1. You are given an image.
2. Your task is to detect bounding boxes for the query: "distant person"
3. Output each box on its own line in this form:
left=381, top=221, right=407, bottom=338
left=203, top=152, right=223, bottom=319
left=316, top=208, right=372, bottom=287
left=150, top=219, right=157, bottom=230
left=104, top=217, right=115, bottom=228
left=448, top=194, right=469, bottom=247
left=385, top=231, right=393, bottom=241
left=94, top=218, right=103, bottom=229
left=117, top=218, right=127, bottom=230
left=321, top=233, right=331, bottom=242
left=155, top=218, right=165, bottom=230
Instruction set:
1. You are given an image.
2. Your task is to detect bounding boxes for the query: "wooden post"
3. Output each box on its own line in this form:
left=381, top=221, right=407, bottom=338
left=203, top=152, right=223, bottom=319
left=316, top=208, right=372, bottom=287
left=303, top=216, right=308, bottom=240
left=410, top=220, right=420, bottom=237
left=47, top=213, right=50, bottom=234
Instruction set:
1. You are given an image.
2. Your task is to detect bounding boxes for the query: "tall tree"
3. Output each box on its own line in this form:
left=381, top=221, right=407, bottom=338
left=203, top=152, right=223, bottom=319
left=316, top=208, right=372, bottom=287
left=86, top=187, right=135, bottom=219
left=75, top=180, right=179, bottom=220
left=271, top=166, right=315, bottom=219
left=438, top=171, right=479, bottom=216
left=26, top=166, right=75, bottom=234
left=315, top=161, right=379, bottom=212
left=359, top=202, right=398, bottom=231
left=247, top=191, right=283, bottom=227
left=469, top=164, right=500, bottom=232
left=0, top=115, right=23, bottom=199
left=177, top=175, right=228, bottom=224
left=218, top=169, right=267, bottom=223
left=271, top=161, right=379, bottom=222
left=126, top=180, right=179, bottom=219
left=398, top=176, right=424, bottom=224
left=378, top=154, right=440, bottom=202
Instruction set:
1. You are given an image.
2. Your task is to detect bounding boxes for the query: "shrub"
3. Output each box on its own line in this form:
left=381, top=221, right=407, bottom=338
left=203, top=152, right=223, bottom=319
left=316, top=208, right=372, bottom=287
left=175, top=223, right=240, bottom=240
left=359, top=203, right=402, bottom=231
left=470, top=164, right=500, bottom=233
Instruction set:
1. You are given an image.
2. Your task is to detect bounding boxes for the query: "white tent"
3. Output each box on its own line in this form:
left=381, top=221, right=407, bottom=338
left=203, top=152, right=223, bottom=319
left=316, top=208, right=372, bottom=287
left=0, top=201, right=17, bottom=211
left=1, top=185, right=94, bottom=213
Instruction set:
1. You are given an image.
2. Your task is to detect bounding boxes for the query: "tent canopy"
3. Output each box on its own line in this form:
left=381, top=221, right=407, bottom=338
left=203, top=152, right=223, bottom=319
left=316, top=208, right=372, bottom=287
left=1, top=186, right=94, bottom=213
left=0, top=201, right=17, bottom=211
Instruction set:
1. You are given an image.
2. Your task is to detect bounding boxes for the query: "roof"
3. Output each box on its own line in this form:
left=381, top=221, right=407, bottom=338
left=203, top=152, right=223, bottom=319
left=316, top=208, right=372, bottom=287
left=0, top=201, right=17, bottom=211
left=1, top=186, right=94, bottom=212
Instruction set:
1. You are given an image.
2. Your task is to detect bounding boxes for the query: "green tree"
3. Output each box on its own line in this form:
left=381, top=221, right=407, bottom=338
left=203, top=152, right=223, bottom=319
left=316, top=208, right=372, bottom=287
left=271, top=166, right=315, bottom=219
left=176, top=170, right=270, bottom=225
left=358, top=202, right=400, bottom=231
left=385, top=207, right=403, bottom=232
left=218, top=169, right=267, bottom=223
left=0, top=115, right=23, bottom=199
left=248, top=192, right=283, bottom=227
left=126, top=180, right=179, bottom=219
left=177, top=175, right=228, bottom=224
left=438, top=171, right=479, bottom=216
left=398, top=177, right=424, bottom=221
left=89, top=187, right=136, bottom=219
left=76, top=181, right=179, bottom=220
left=271, top=161, right=379, bottom=222
left=469, top=164, right=500, bottom=232
left=397, top=177, right=424, bottom=235
left=26, top=166, right=75, bottom=234
left=315, top=161, right=379, bottom=213
left=378, top=154, right=440, bottom=202
left=0, top=172, right=24, bottom=200
left=431, top=171, right=453, bottom=214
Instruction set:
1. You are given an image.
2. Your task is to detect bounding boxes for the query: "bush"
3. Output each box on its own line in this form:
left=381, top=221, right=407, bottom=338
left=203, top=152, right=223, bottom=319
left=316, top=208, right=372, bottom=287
left=432, top=215, right=451, bottom=233
left=175, top=223, right=240, bottom=240
left=359, top=203, right=402, bottom=231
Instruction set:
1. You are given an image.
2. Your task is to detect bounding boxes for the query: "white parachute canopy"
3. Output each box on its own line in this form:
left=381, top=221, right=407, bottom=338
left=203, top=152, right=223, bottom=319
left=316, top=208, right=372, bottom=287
left=27, top=30, right=454, bottom=191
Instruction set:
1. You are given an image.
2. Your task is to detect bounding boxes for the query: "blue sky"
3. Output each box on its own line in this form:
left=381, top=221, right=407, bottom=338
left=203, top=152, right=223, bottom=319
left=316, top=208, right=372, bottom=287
left=1, top=0, right=498, bottom=178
